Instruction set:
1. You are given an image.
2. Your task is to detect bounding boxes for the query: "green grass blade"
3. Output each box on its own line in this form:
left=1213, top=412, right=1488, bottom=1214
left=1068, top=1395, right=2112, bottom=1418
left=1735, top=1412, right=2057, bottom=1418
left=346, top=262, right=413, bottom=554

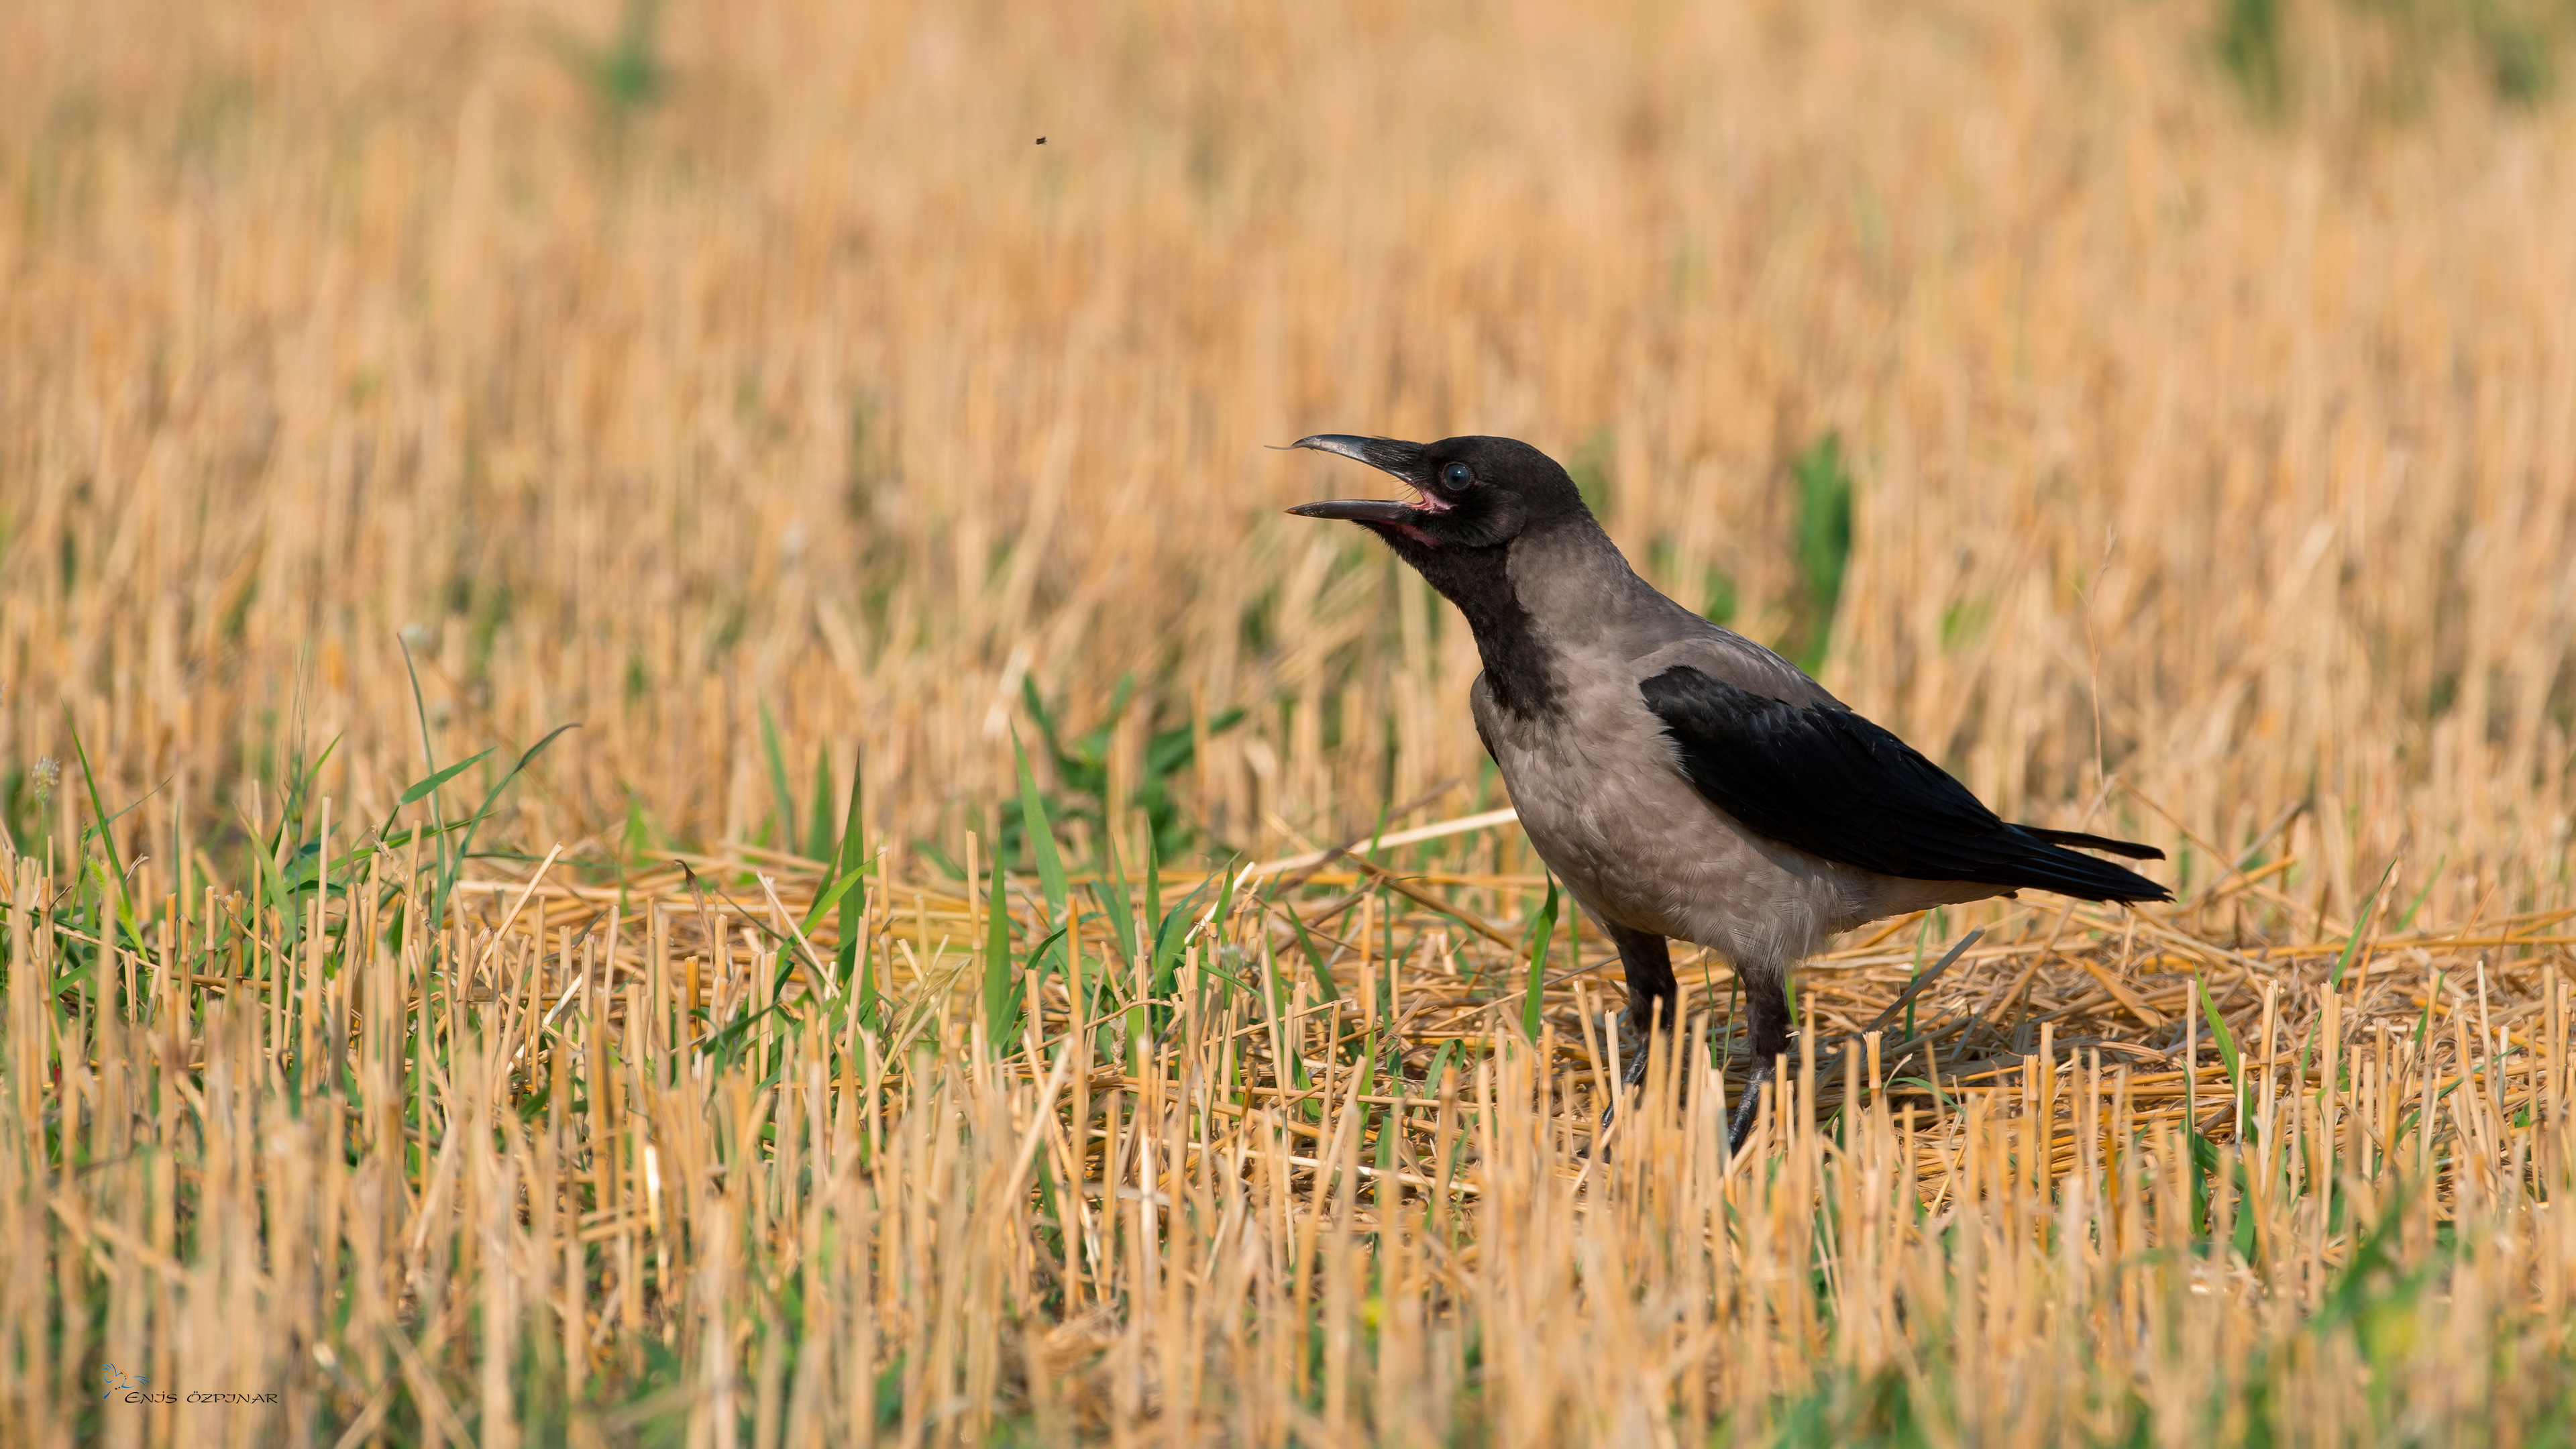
left=1093, top=828, right=1138, bottom=967
left=2330, top=858, right=2399, bottom=988
left=2393, top=855, right=2445, bottom=935
left=830, top=747, right=874, bottom=1025
left=400, top=637, right=450, bottom=885
left=1262, top=936, right=1313, bottom=1091
left=1523, top=876, right=1559, bottom=1042
left=1143, top=826, right=1163, bottom=943
left=1149, top=871, right=1217, bottom=1008
left=2196, top=969, right=2241, bottom=1091
left=1212, top=857, right=1240, bottom=943
left=984, top=849, right=1020, bottom=1053
left=1012, top=731, right=1069, bottom=924
left=1286, top=900, right=1340, bottom=1005
left=1789, top=430, right=1854, bottom=672
left=400, top=749, right=493, bottom=806
left=1020, top=674, right=1067, bottom=766
left=799, top=867, right=868, bottom=938
left=2414, top=970, right=2444, bottom=1049
left=63, top=711, right=127, bottom=883
left=806, top=741, right=837, bottom=862
left=433, top=722, right=578, bottom=927
left=760, top=704, right=797, bottom=851
left=1021, top=925, right=1070, bottom=971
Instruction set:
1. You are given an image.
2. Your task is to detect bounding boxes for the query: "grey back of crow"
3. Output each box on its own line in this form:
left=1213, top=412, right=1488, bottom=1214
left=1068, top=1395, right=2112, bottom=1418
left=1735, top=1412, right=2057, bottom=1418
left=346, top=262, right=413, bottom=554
left=1288, top=433, right=2167, bottom=1152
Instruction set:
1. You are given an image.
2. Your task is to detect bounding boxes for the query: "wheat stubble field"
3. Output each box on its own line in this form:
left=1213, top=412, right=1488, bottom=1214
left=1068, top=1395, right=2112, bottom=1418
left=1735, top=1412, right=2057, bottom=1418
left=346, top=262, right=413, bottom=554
left=6, top=0, right=2576, bottom=1444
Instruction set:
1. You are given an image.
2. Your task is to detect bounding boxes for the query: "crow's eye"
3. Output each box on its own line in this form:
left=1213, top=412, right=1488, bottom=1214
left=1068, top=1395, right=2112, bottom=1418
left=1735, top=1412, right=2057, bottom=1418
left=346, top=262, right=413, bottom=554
left=1439, top=462, right=1474, bottom=490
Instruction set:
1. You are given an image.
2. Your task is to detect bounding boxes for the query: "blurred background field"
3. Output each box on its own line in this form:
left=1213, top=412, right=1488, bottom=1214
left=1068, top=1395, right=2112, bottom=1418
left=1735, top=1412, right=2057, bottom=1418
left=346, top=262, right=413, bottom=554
left=6, top=0, right=2576, bottom=1443
left=6, top=0, right=2575, bottom=895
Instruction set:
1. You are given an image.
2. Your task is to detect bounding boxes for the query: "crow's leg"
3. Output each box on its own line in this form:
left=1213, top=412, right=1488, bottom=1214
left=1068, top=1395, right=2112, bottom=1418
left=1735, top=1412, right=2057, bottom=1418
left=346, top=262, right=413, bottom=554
left=1725, top=957, right=1796, bottom=1157
left=1603, top=920, right=1676, bottom=1093
left=1589, top=920, right=1675, bottom=1144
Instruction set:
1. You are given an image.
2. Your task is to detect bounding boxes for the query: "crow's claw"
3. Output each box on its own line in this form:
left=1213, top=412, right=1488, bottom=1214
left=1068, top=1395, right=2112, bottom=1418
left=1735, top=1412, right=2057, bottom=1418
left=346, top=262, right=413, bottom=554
left=1726, top=1059, right=1774, bottom=1157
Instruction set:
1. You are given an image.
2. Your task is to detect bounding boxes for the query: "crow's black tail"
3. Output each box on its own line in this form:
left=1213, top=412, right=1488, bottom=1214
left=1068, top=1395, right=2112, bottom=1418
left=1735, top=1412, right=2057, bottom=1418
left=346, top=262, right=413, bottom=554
left=2019, top=826, right=2164, bottom=861
left=2000, top=825, right=2171, bottom=903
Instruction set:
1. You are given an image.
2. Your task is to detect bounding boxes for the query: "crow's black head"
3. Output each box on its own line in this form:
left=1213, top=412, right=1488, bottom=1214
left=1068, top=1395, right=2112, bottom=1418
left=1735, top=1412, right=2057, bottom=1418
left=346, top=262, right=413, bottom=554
left=1285, top=435, right=1590, bottom=555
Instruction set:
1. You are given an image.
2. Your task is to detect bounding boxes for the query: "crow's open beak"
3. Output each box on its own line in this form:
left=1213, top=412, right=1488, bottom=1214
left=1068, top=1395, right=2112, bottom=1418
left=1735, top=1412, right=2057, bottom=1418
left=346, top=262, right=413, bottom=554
left=1284, top=434, right=1432, bottom=524
left=1287, top=497, right=1421, bottom=524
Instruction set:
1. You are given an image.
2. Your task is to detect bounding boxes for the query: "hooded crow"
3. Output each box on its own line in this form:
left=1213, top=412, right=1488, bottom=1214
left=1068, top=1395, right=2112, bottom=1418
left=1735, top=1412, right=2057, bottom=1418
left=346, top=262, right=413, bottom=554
left=1287, top=433, right=2169, bottom=1152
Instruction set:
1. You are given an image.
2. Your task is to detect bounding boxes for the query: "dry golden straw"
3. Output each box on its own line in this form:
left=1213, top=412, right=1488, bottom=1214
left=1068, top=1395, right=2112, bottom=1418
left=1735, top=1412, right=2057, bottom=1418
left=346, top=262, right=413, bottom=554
left=3, top=0, right=2575, bottom=1442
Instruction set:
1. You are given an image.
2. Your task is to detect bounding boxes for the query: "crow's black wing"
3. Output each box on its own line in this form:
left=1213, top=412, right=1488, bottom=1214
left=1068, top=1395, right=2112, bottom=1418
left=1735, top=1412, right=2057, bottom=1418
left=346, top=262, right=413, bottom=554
left=1640, top=665, right=2169, bottom=902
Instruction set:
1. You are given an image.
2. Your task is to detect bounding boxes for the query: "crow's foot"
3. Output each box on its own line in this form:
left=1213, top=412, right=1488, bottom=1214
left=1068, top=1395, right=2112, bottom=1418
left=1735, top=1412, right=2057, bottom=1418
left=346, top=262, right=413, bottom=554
left=1725, top=1059, right=1774, bottom=1157
left=1617, top=1012, right=1654, bottom=1085
left=1598, top=1015, right=1662, bottom=1153
left=1619, top=1034, right=1654, bottom=1091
